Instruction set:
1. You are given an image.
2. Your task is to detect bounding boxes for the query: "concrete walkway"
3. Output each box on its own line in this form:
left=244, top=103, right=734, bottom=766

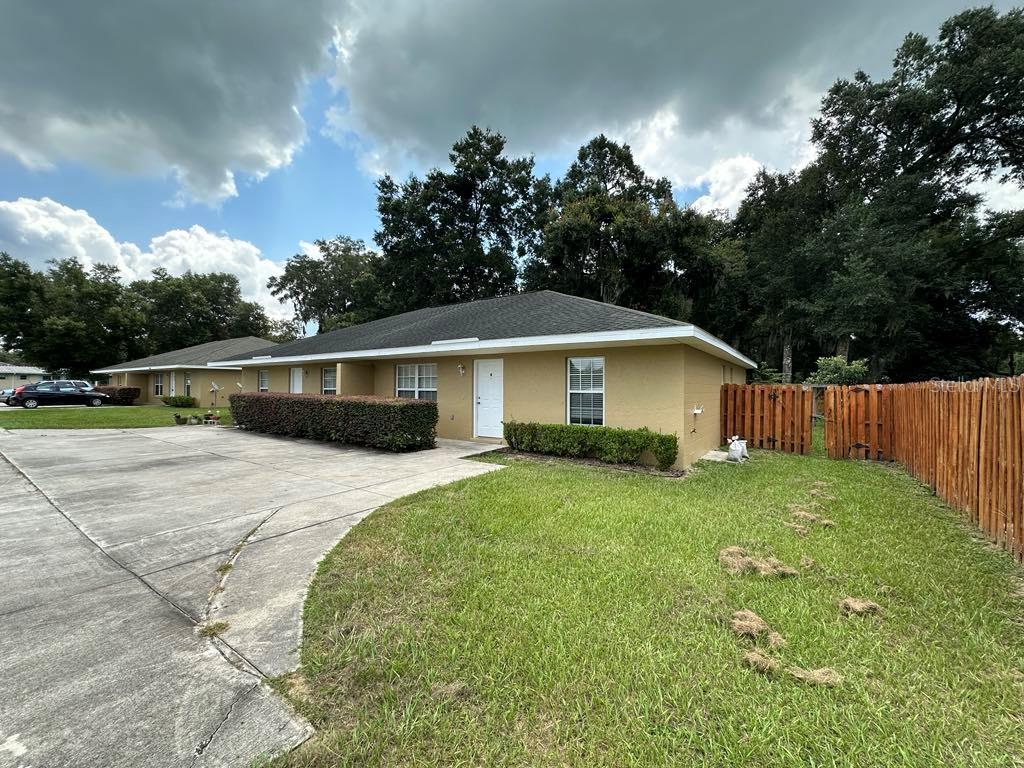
left=0, top=427, right=501, bottom=768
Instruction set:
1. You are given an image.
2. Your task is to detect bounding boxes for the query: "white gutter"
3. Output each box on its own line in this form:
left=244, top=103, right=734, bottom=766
left=90, top=364, right=243, bottom=374
left=209, top=325, right=757, bottom=370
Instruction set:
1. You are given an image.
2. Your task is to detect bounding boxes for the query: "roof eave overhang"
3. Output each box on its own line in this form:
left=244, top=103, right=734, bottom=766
left=90, top=364, right=242, bottom=374
left=209, top=327, right=757, bottom=370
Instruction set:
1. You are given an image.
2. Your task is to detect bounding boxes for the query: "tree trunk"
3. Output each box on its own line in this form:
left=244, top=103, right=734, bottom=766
left=836, top=335, right=850, bottom=361
left=781, top=333, right=793, bottom=384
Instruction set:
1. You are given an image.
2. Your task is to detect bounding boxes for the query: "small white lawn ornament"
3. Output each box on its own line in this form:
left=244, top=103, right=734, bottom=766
left=726, top=435, right=748, bottom=463
left=210, top=381, right=221, bottom=407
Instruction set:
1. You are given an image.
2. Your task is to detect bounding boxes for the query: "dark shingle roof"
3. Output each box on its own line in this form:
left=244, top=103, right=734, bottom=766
left=231, top=291, right=686, bottom=361
left=93, top=337, right=277, bottom=372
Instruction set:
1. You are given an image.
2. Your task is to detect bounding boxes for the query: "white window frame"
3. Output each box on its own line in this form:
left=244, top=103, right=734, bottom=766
left=321, top=366, right=337, bottom=395
left=184, top=371, right=192, bottom=397
left=566, top=356, right=605, bottom=426
left=395, top=363, right=437, bottom=401
left=258, top=370, right=269, bottom=392
left=153, top=372, right=164, bottom=397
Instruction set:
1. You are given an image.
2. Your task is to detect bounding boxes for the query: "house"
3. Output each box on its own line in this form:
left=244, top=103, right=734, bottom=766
left=92, top=337, right=278, bottom=407
left=0, top=363, right=48, bottom=388
left=210, top=292, right=754, bottom=469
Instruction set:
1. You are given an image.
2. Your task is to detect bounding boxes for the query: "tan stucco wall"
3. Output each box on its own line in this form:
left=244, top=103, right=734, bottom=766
left=113, top=369, right=237, bottom=407
left=240, top=345, right=702, bottom=467
left=680, top=347, right=736, bottom=467
left=234, top=345, right=753, bottom=469
left=339, top=362, right=374, bottom=395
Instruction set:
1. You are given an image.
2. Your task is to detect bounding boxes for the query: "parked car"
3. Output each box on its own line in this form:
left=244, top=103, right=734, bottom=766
left=37, top=379, right=94, bottom=391
left=0, top=387, right=14, bottom=405
left=8, top=382, right=109, bottom=409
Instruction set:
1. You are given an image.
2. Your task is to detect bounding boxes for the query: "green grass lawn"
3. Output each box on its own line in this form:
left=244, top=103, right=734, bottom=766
left=273, top=445, right=1024, bottom=767
left=0, top=405, right=232, bottom=429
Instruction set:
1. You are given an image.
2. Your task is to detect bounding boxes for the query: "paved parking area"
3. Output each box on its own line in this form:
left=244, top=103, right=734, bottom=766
left=0, top=427, right=500, bottom=768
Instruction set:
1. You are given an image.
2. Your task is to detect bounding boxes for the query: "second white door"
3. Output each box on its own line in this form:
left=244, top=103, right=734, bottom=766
left=289, top=367, right=303, bottom=393
left=475, top=359, right=504, bottom=438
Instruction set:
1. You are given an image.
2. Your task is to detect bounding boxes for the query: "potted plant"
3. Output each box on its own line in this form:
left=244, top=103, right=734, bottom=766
left=173, top=413, right=188, bottom=425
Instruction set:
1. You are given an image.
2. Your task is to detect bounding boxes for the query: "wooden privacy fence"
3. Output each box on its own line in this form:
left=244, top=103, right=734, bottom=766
left=826, top=377, right=1024, bottom=561
left=720, top=384, right=813, bottom=454
left=823, top=384, right=893, bottom=461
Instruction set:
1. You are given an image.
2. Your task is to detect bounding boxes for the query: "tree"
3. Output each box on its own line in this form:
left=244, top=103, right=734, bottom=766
left=803, top=356, right=871, bottom=385
left=18, top=258, right=147, bottom=376
left=131, top=269, right=274, bottom=352
left=268, top=236, right=376, bottom=331
left=814, top=8, right=1024, bottom=197
left=523, top=135, right=689, bottom=314
left=372, top=126, right=541, bottom=315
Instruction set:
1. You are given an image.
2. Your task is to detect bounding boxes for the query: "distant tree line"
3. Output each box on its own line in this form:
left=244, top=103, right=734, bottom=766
left=270, top=7, right=1024, bottom=383
left=0, top=257, right=299, bottom=376
left=2, top=8, right=1021, bottom=383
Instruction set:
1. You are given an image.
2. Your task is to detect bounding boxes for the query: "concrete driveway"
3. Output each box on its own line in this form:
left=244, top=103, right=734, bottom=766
left=0, top=427, right=500, bottom=768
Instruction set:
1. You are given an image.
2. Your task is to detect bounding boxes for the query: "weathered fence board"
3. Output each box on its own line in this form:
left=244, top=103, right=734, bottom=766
left=720, top=384, right=812, bottom=455
left=825, top=376, right=1024, bottom=561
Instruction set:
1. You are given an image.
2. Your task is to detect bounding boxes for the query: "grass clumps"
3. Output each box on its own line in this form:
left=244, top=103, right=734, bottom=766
left=839, top=597, right=883, bottom=617
left=717, top=546, right=798, bottom=578
left=786, top=666, right=844, bottom=687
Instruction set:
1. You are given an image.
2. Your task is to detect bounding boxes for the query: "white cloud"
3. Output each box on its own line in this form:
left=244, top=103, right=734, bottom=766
left=690, top=156, right=764, bottom=216
left=0, top=2, right=340, bottom=206
left=0, top=197, right=291, bottom=318
left=969, top=177, right=1024, bottom=213
left=323, top=0, right=1016, bottom=214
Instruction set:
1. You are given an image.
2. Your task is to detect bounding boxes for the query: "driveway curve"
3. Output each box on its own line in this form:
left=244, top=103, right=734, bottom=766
left=0, top=427, right=499, bottom=768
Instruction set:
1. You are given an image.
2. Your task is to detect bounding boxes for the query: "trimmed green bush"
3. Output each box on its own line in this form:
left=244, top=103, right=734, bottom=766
left=503, top=421, right=678, bottom=470
left=162, top=394, right=198, bottom=408
left=229, top=392, right=437, bottom=452
left=93, top=385, right=141, bottom=405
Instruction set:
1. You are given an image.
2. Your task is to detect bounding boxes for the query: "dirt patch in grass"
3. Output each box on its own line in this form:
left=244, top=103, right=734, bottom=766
left=800, top=556, right=817, bottom=569
left=787, top=666, right=844, bottom=687
left=730, top=610, right=786, bottom=647
left=743, top=650, right=779, bottom=675
left=718, top=546, right=798, bottom=578
left=783, top=521, right=810, bottom=536
left=839, top=597, right=883, bottom=616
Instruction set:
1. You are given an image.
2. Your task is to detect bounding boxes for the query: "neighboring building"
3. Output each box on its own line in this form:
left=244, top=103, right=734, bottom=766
left=210, top=292, right=754, bottom=469
left=0, top=363, right=47, bottom=388
left=92, top=337, right=277, bottom=407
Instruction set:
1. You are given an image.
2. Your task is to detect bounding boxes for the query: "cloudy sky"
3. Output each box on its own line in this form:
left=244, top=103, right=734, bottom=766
left=0, top=0, right=1018, bottom=318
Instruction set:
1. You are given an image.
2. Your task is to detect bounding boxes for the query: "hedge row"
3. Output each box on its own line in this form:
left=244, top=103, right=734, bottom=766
left=228, top=392, right=438, bottom=452
left=94, top=386, right=140, bottom=405
left=162, top=395, right=198, bottom=408
left=503, top=421, right=678, bottom=470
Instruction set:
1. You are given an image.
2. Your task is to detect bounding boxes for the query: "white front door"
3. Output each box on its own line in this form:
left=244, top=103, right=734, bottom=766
left=289, top=367, right=303, bottom=393
left=474, top=359, right=504, bottom=438
left=168, top=371, right=176, bottom=397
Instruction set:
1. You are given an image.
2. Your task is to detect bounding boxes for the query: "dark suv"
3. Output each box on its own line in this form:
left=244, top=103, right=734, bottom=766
left=8, top=382, right=109, bottom=409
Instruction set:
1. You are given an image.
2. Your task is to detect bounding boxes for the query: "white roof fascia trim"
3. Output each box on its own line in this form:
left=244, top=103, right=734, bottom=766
left=90, top=364, right=243, bottom=374
left=210, top=326, right=757, bottom=370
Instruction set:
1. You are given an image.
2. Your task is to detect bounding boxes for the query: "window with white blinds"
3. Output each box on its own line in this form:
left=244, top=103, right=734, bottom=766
left=567, top=357, right=604, bottom=425
left=396, top=363, right=437, bottom=401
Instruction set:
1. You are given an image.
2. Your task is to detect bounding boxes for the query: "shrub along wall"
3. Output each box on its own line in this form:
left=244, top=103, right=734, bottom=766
left=93, top=386, right=141, bottom=405
left=162, top=395, right=198, bottom=408
left=229, top=392, right=437, bottom=452
left=504, top=421, right=678, bottom=470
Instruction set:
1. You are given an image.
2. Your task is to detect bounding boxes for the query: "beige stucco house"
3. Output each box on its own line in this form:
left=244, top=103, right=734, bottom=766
left=211, top=292, right=754, bottom=469
left=0, top=363, right=47, bottom=388
left=91, top=337, right=276, bottom=407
